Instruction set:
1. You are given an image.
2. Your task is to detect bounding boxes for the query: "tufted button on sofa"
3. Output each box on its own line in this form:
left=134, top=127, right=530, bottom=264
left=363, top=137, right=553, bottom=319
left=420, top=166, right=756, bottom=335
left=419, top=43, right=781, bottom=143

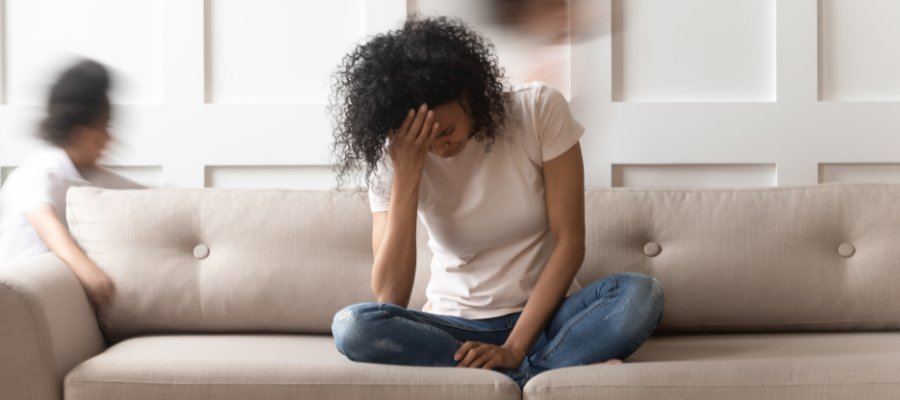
left=2, top=184, right=900, bottom=400
left=643, top=242, right=662, bottom=257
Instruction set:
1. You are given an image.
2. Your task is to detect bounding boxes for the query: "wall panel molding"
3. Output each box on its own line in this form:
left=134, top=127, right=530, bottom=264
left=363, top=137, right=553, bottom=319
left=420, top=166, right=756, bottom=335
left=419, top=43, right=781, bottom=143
left=819, top=163, right=900, bottom=184
left=1, top=1, right=899, bottom=190
left=819, top=0, right=900, bottom=101
left=611, top=0, right=776, bottom=102
left=6, top=0, right=164, bottom=106
left=205, top=0, right=368, bottom=104
left=612, top=164, right=777, bottom=188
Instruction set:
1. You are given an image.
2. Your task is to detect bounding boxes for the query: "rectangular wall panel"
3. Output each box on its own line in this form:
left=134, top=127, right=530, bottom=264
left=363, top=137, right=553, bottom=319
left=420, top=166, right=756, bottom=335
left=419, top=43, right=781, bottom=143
left=612, top=164, right=777, bottom=188
left=819, top=163, right=900, bottom=184
left=206, top=0, right=366, bottom=104
left=205, top=165, right=363, bottom=190
left=0, top=166, right=14, bottom=187
left=6, top=0, right=163, bottom=105
left=104, top=165, right=164, bottom=188
left=611, top=0, right=776, bottom=102
left=819, top=0, right=900, bottom=101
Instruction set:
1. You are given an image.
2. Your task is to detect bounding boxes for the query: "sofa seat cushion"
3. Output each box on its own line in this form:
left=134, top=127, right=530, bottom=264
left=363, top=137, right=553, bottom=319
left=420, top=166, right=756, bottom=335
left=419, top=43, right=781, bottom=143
left=64, top=335, right=519, bottom=400
left=524, top=332, right=900, bottom=400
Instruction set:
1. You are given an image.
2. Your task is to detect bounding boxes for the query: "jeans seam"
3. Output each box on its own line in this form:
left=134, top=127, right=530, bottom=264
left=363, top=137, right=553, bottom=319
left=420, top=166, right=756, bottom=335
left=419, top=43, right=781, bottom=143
left=531, top=275, right=619, bottom=365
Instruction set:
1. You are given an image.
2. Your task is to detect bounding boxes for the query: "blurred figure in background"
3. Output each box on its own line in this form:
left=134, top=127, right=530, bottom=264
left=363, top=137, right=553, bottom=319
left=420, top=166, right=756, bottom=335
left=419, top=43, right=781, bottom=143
left=489, top=0, right=604, bottom=100
left=490, top=0, right=602, bottom=44
left=419, top=0, right=604, bottom=101
left=0, top=59, right=142, bottom=307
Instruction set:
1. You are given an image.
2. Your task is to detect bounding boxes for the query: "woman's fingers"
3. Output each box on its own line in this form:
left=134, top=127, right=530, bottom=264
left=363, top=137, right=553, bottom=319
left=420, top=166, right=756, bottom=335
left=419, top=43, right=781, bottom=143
left=417, top=120, right=438, bottom=145
left=481, top=359, right=500, bottom=370
left=454, top=342, right=477, bottom=361
left=457, top=345, right=486, bottom=367
left=407, top=105, right=429, bottom=139
left=417, top=111, right=434, bottom=141
left=469, top=352, right=495, bottom=369
left=395, top=109, right=415, bottom=140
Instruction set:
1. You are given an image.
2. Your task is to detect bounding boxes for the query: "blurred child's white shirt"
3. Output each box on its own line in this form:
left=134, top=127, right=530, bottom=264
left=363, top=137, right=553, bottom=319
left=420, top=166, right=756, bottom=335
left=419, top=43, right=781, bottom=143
left=0, top=147, right=141, bottom=267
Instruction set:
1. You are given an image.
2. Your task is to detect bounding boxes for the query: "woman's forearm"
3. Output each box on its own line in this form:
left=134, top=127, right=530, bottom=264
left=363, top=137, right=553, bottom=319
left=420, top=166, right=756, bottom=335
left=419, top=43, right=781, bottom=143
left=371, top=176, right=421, bottom=307
left=27, top=207, right=95, bottom=275
left=504, top=238, right=585, bottom=358
left=28, top=207, right=116, bottom=306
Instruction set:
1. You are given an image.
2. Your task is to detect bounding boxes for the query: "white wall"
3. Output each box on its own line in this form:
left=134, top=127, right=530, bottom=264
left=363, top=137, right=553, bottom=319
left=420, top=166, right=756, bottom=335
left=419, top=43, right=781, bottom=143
left=0, top=0, right=405, bottom=189
left=1, top=0, right=899, bottom=189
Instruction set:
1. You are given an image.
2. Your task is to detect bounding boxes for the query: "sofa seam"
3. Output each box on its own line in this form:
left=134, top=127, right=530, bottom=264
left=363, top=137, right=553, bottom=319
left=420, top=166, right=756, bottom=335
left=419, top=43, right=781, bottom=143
left=525, top=381, right=900, bottom=391
left=79, top=183, right=899, bottom=195
left=67, top=194, right=85, bottom=250
left=664, top=320, right=900, bottom=327
left=64, top=378, right=519, bottom=388
left=0, top=280, right=54, bottom=400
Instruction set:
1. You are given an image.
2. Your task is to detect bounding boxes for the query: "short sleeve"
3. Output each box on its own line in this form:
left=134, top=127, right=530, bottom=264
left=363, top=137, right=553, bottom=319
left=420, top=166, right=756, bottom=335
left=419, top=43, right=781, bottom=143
left=368, top=154, right=394, bottom=213
left=535, top=84, right=585, bottom=162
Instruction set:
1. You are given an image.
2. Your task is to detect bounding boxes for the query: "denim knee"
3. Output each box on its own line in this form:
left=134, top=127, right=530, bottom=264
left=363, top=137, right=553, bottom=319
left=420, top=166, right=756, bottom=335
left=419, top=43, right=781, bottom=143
left=332, top=302, right=381, bottom=359
left=612, top=272, right=665, bottom=326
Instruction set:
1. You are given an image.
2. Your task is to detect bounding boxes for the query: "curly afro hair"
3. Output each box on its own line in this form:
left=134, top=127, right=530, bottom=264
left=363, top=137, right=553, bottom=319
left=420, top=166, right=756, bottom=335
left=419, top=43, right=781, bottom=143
left=39, top=59, right=111, bottom=146
left=329, top=16, right=509, bottom=191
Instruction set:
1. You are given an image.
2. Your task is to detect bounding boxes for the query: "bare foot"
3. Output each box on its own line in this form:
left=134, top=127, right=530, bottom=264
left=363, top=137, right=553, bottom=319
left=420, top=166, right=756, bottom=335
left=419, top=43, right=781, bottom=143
left=590, top=359, right=623, bottom=365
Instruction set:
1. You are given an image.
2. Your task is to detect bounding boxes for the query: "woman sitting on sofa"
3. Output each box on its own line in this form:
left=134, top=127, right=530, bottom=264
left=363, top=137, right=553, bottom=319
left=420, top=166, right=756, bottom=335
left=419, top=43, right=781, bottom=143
left=329, top=17, right=664, bottom=388
left=0, top=60, right=142, bottom=306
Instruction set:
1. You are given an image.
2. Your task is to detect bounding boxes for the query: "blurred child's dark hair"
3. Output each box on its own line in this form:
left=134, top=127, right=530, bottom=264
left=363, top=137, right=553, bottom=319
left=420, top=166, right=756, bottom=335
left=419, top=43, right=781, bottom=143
left=39, top=59, right=111, bottom=145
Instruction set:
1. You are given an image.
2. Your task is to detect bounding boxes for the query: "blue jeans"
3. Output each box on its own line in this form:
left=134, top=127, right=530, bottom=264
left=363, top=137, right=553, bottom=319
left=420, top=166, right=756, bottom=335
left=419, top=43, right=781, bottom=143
left=332, top=272, right=664, bottom=388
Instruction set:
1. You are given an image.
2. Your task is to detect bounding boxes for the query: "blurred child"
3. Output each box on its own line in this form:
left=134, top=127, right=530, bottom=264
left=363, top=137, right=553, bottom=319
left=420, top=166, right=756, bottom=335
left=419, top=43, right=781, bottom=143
left=0, top=59, right=143, bottom=307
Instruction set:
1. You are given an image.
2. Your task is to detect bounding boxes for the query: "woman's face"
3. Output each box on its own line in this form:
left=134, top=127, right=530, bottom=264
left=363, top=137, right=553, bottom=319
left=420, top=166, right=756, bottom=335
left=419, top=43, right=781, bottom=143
left=428, top=97, right=476, bottom=158
left=68, top=106, right=111, bottom=167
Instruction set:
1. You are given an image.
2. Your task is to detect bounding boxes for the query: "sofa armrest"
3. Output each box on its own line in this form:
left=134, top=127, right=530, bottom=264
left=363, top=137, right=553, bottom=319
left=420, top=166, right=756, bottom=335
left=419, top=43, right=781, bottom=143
left=0, top=253, right=106, bottom=400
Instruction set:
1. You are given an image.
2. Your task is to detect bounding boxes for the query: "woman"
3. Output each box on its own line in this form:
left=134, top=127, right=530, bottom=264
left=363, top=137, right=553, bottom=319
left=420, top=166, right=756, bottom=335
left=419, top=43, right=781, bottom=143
left=0, top=59, right=142, bottom=307
left=330, top=17, right=664, bottom=388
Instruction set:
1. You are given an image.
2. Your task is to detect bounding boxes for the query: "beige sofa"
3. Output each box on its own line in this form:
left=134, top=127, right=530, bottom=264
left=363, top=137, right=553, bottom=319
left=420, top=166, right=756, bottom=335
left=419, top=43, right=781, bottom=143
left=2, top=184, right=900, bottom=400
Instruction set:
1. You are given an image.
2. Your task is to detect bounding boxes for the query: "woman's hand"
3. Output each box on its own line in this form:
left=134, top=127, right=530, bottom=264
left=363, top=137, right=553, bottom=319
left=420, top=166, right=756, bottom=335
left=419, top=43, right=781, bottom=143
left=454, top=341, right=527, bottom=370
left=28, top=207, right=116, bottom=308
left=387, top=103, right=440, bottom=182
left=75, top=263, right=116, bottom=307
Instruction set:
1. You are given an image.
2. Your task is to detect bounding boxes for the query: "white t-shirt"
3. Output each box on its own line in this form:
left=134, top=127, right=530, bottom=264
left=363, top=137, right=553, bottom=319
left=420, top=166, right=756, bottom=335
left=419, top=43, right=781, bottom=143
left=0, top=147, right=142, bottom=267
left=369, top=82, right=585, bottom=319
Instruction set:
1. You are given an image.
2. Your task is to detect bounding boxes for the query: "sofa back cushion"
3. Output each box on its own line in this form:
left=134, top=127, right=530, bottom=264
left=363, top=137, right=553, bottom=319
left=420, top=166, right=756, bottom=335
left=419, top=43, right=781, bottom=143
left=67, top=188, right=433, bottom=342
left=67, top=184, right=900, bottom=341
left=579, top=184, right=900, bottom=332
